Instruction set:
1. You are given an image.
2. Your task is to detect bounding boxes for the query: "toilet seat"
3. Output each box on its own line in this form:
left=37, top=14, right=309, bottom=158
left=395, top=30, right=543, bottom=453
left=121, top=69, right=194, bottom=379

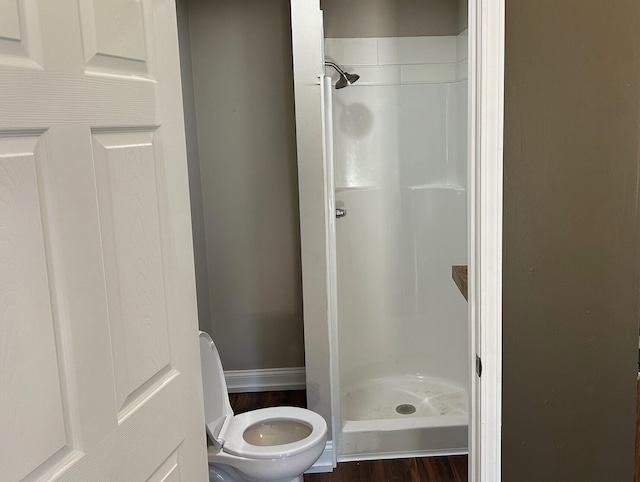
left=218, top=406, right=326, bottom=460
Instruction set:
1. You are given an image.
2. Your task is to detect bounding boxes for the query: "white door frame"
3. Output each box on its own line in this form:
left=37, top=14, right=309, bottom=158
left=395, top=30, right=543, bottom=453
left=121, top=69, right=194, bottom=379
left=290, top=0, right=505, bottom=479
left=468, top=0, right=504, bottom=480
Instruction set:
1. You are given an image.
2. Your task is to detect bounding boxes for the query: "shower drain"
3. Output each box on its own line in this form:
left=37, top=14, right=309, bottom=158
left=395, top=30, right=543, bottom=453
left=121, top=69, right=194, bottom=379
left=395, top=404, right=416, bottom=415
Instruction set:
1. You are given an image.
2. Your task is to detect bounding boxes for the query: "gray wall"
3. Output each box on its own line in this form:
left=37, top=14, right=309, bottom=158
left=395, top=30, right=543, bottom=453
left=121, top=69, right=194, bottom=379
left=176, top=0, right=211, bottom=336
left=185, top=0, right=304, bottom=371
left=321, top=0, right=459, bottom=38
left=502, top=0, right=640, bottom=480
left=457, top=0, right=467, bottom=33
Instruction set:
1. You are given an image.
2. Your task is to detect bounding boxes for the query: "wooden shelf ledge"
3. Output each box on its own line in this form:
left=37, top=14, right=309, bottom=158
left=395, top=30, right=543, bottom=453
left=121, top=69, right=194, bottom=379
left=452, top=265, right=468, bottom=301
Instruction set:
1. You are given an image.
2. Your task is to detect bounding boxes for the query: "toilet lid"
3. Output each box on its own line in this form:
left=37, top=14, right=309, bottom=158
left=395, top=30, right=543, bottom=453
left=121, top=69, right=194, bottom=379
left=199, top=331, right=234, bottom=442
left=219, top=406, right=327, bottom=460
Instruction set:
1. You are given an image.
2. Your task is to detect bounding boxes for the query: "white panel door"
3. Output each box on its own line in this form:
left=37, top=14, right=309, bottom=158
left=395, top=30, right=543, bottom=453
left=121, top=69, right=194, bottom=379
left=0, top=1, right=208, bottom=480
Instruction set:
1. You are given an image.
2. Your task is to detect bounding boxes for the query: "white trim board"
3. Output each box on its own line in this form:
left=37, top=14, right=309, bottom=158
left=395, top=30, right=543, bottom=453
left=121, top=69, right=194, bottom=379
left=468, top=0, right=504, bottom=481
left=224, top=367, right=306, bottom=393
left=305, top=441, right=334, bottom=474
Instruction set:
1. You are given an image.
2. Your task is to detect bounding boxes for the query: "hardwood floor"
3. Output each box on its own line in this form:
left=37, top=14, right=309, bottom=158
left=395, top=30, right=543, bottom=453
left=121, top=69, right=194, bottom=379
left=304, top=456, right=467, bottom=482
left=229, top=390, right=307, bottom=412
left=229, top=390, right=468, bottom=482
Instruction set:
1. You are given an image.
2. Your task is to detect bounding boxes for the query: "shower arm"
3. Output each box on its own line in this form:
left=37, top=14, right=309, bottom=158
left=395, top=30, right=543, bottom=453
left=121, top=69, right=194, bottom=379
left=324, top=61, right=347, bottom=77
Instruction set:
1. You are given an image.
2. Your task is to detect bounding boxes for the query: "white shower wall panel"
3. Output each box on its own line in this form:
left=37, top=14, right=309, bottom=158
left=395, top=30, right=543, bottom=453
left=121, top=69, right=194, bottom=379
left=409, top=186, right=467, bottom=386
left=336, top=187, right=467, bottom=388
left=448, top=79, right=468, bottom=189
left=333, top=84, right=459, bottom=190
left=333, top=81, right=467, bottom=392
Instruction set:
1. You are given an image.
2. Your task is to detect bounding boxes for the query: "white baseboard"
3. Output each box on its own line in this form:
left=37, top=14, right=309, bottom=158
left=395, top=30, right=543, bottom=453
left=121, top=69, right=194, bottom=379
left=224, top=367, right=306, bottom=393
left=305, top=441, right=335, bottom=474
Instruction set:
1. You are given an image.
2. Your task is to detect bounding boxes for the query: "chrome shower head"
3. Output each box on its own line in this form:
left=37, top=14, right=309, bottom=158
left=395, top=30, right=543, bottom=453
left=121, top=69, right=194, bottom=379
left=325, top=61, right=360, bottom=89
left=335, top=71, right=360, bottom=89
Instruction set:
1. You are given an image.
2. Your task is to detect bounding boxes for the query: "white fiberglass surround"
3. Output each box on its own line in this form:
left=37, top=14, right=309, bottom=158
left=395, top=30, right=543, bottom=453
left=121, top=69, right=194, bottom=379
left=326, top=32, right=469, bottom=459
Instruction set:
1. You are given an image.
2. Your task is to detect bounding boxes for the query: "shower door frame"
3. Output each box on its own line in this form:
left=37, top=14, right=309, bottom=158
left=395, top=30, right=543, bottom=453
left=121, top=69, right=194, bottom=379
left=290, top=0, right=505, bottom=480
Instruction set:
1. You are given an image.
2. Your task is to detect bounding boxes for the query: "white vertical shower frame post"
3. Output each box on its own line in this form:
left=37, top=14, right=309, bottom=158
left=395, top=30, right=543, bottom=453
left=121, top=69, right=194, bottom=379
left=468, top=0, right=504, bottom=481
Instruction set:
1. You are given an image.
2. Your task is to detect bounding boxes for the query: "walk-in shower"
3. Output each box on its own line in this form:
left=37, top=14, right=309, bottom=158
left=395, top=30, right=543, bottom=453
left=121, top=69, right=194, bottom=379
left=324, top=27, right=470, bottom=460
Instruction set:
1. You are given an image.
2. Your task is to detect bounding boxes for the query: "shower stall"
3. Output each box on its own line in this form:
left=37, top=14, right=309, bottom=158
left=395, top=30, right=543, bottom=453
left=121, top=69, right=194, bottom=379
left=322, top=26, right=470, bottom=460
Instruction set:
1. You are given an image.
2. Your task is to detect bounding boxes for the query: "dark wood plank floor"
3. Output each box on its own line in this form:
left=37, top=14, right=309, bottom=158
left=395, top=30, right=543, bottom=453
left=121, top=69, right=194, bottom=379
left=229, top=390, right=468, bottom=482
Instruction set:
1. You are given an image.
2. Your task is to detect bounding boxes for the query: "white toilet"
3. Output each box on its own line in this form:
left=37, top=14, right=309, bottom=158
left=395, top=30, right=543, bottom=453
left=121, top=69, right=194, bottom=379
left=199, top=331, right=327, bottom=482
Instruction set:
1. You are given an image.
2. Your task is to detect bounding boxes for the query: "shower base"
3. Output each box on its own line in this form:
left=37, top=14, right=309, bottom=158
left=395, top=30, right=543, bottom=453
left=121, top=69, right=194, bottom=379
left=338, top=375, right=468, bottom=460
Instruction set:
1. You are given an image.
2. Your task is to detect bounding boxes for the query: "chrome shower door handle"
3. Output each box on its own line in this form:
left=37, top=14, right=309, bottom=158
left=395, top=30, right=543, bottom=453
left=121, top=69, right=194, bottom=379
left=336, top=208, right=347, bottom=219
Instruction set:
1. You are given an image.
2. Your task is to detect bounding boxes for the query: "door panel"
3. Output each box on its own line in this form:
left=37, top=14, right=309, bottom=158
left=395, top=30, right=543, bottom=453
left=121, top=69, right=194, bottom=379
left=61, top=380, right=185, bottom=481
left=92, top=130, right=173, bottom=414
left=147, top=449, right=180, bottom=482
left=0, top=1, right=207, bottom=480
left=0, top=1, right=20, bottom=39
left=0, top=135, right=69, bottom=482
left=78, top=0, right=151, bottom=76
left=0, top=0, right=42, bottom=66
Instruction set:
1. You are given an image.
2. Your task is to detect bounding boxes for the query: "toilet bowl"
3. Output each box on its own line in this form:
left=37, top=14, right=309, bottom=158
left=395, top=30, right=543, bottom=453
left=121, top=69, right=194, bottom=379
left=199, top=331, right=327, bottom=482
